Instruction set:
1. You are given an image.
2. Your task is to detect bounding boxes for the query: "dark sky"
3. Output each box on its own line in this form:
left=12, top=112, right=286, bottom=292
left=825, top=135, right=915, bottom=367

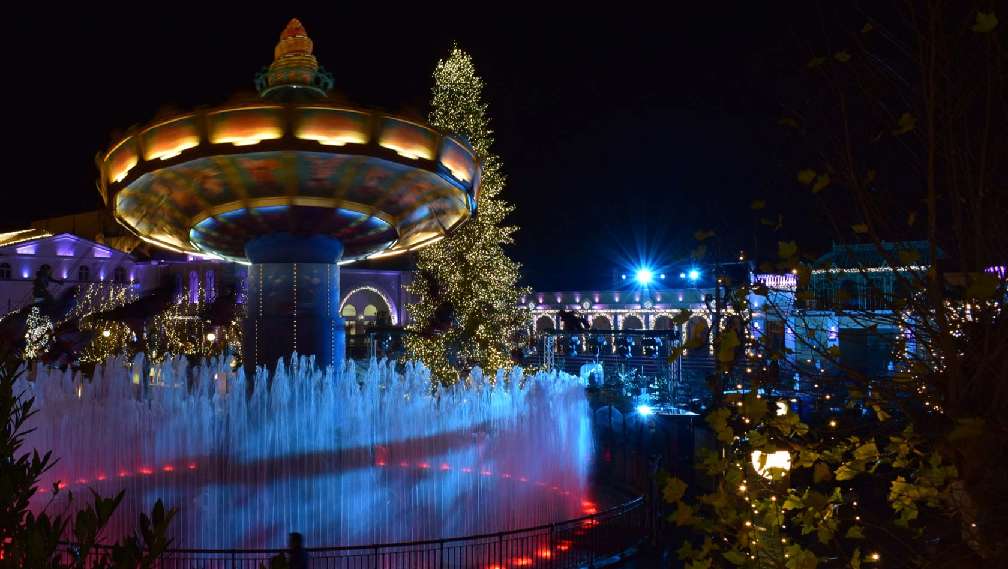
left=8, top=5, right=835, bottom=290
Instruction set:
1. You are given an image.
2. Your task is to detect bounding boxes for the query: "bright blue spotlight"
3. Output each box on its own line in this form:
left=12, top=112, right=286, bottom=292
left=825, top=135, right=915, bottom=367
left=635, top=268, right=654, bottom=285
left=688, top=269, right=700, bottom=281
left=636, top=404, right=654, bottom=416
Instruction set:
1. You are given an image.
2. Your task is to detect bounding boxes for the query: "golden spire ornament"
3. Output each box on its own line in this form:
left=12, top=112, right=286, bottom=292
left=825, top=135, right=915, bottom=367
left=255, top=18, right=333, bottom=99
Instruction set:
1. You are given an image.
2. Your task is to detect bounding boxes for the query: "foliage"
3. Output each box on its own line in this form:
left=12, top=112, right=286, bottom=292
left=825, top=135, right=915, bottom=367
left=406, top=46, right=530, bottom=382
left=667, top=4, right=1005, bottom=568
left=0, top=352, right=177, bottom=568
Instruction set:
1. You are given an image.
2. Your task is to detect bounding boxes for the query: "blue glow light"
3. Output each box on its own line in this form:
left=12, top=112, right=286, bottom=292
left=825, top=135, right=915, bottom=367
left=635, top=269, right=654, bottom=285
left=636, top=404, right=654, bottom=416
left=688, top=269, right=700, bottom=281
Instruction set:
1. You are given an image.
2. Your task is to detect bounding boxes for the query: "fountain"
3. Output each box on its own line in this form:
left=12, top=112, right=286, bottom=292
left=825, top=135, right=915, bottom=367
left=24, top=357, right=594, bottom=548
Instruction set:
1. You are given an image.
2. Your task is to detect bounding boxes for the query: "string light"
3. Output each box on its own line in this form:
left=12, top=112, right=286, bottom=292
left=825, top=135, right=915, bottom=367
left=404, top=45, right=529, bottom=383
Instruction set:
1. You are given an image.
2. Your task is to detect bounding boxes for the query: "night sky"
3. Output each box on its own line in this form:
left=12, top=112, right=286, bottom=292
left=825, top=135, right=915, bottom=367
left=8, top=5, right=841, bottom=290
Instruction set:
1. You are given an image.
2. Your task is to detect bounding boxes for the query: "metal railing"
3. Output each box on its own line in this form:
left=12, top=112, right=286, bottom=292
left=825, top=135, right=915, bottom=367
left=60, top=495, right=645, bottom=568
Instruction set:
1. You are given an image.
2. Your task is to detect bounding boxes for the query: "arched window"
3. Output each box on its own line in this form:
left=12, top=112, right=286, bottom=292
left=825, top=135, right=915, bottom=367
left=591, top=315, right=612, bottom=330
left=363, top=304, right=379, bottom=318
left=113, top=267, right=126, bottom=284
left=77, top=265, right=90, bottom=282
left=653, top=315, right=673, bottom=331
left=622, top=315, right=644, bottom=330
left=189, top=270, right=200, bottom=303
left=204, top=270, right=216, bottom=302
left=535, top=315, right=555, bottom=333
left=0, top=263, right=10, bottom=280
left=341, top=304, right=357, bottom=318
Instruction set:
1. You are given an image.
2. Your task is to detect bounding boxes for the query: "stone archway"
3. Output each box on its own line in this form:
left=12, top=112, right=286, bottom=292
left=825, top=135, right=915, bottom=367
left=622, top=315, right=644, bottom=330
left=535, top=315, right=555, bottom=333
left=686, top=316, right=710, bottom=351
left=340, top=286, right=395, bottom=332
left=653, top=315, right=673, bottom=331
left=591, top=315, right=612, bottom=330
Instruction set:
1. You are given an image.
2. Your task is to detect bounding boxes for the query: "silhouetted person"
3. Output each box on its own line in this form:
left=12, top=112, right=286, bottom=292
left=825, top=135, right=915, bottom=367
left=288, top=532, right=308, bottom=569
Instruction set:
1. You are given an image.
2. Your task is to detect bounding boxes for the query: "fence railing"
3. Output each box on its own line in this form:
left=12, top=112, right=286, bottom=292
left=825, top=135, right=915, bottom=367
left=59, top=495, right=645, bottom=568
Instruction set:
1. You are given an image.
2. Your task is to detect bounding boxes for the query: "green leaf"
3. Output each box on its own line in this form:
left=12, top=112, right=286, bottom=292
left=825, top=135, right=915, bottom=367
left=806, top=56, right=827, bottom=68
left=663, top=476, right=688, bottom=504
left=672, top=503, right=695, bottom=526
left=965, top=274, right=999, bottom=300
left=751, top=199, right=766, bottom=210
left=851, top=547, right=862, bottom=569
left=797, top=169, right=816, bottom=185
left=971, top=11, right=998, bottom=33
left=851, top=224, right=869, bottom=234
left=897, top=249, right=921, bottom=266
left=718, top=330, right=741, bottom=363
left=814, top=462, right=833, bottom=483
left=870, top=404, right=891, bottom=422
left=782, top=494, right=804, bottom=511
left=861, top=22, right=873, bottom=32
left=846, top=525, right=865, bottom=539
left=688, top=558, right=713, bottom=569
left=834, top=50, right=851, bottom=62
left=892, top=112, right=916, bottom=135
left=812, top=173, right=830, bottom=193
left=836, top=464, right=859, bottom=481
left=948, top=417, right=985, bottom=442
left=723, top=550, right=747, bottom=566
left=854, top=442, right=878, bottom=461
left=778, top=241, right=799, bottom=259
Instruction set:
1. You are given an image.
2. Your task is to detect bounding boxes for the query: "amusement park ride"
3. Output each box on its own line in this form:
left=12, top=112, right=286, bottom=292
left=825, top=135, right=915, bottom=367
left=96, top=19, right=480, bottom=371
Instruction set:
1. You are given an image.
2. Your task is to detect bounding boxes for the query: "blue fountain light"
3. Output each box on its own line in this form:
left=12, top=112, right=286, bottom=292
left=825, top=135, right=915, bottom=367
left=688, top=269, right=701, bottom=282
left=636, top=404, right=655, bottom=416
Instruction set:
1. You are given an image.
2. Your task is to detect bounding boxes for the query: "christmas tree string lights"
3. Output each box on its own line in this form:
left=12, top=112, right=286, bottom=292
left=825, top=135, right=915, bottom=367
left=406, top=46, right=530, bottom=383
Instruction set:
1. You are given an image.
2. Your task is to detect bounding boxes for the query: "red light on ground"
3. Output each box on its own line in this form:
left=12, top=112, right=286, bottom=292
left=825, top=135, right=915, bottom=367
left=76, top=479, right=88, bottom=485
left=439, top=463, right=451, bottom=471
left=536, top=481, right=546, bottom=486
left=399, top=461, right=410, bottom=468
left=512, top=556, right=533, bottom=566
left=418, top=462, right=430, bottom=469
left=519, top=476, right=528, bottom=482
left=501, top=473, right=511, bottom=478
left=551, top=485, right=559, bottom=491
left=462, top=467, right=473, bottom=473
left=118, top=471, right=130, bottom=478
left=557, top=541, right=572, bottom=551
left=581, top=519, right=600, bottom=528
left=139, top=467, right=153, bottom=475
left=375, top=461, right=386, bottom=467
left=162, top=465, right=174, bottom=472
left=97, top=474, right=107, bottom=481
left=187, top=463, right=197, bottom=470
left=57, top=482, right=67, bottom=489
left=583, top=507, right=598, bottom=514
left=480, top=470, right=493, bottom=476
left=537, top=548, right=553, bottom=559
left=581, top=500, right=596, bottom=508
left=485, top=565, right=503, bottom=569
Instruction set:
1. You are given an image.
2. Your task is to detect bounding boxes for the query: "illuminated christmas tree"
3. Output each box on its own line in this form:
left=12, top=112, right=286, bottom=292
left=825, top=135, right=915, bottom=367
left=406, top=46, right=530, bottom=382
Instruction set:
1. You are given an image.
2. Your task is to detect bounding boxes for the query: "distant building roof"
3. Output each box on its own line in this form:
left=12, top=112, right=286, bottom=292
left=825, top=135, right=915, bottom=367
left=815, top=241, right=938, bottom=270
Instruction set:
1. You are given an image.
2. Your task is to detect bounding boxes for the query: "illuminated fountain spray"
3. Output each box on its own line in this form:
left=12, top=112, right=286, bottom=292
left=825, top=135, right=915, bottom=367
left=23, top=357, right=592, bottom=547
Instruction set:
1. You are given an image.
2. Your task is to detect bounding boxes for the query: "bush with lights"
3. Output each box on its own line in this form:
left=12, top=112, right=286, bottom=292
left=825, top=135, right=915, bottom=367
left=664, top=6, right=1005, bottom=568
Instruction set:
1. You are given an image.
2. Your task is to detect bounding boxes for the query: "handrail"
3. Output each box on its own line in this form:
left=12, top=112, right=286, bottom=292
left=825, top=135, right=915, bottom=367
left=61, top=495, right=644, bottom=556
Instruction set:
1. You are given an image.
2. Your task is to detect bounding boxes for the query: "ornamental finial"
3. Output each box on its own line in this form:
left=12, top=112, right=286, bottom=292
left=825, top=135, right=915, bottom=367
left=255, top=18, right=333, bottom=100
